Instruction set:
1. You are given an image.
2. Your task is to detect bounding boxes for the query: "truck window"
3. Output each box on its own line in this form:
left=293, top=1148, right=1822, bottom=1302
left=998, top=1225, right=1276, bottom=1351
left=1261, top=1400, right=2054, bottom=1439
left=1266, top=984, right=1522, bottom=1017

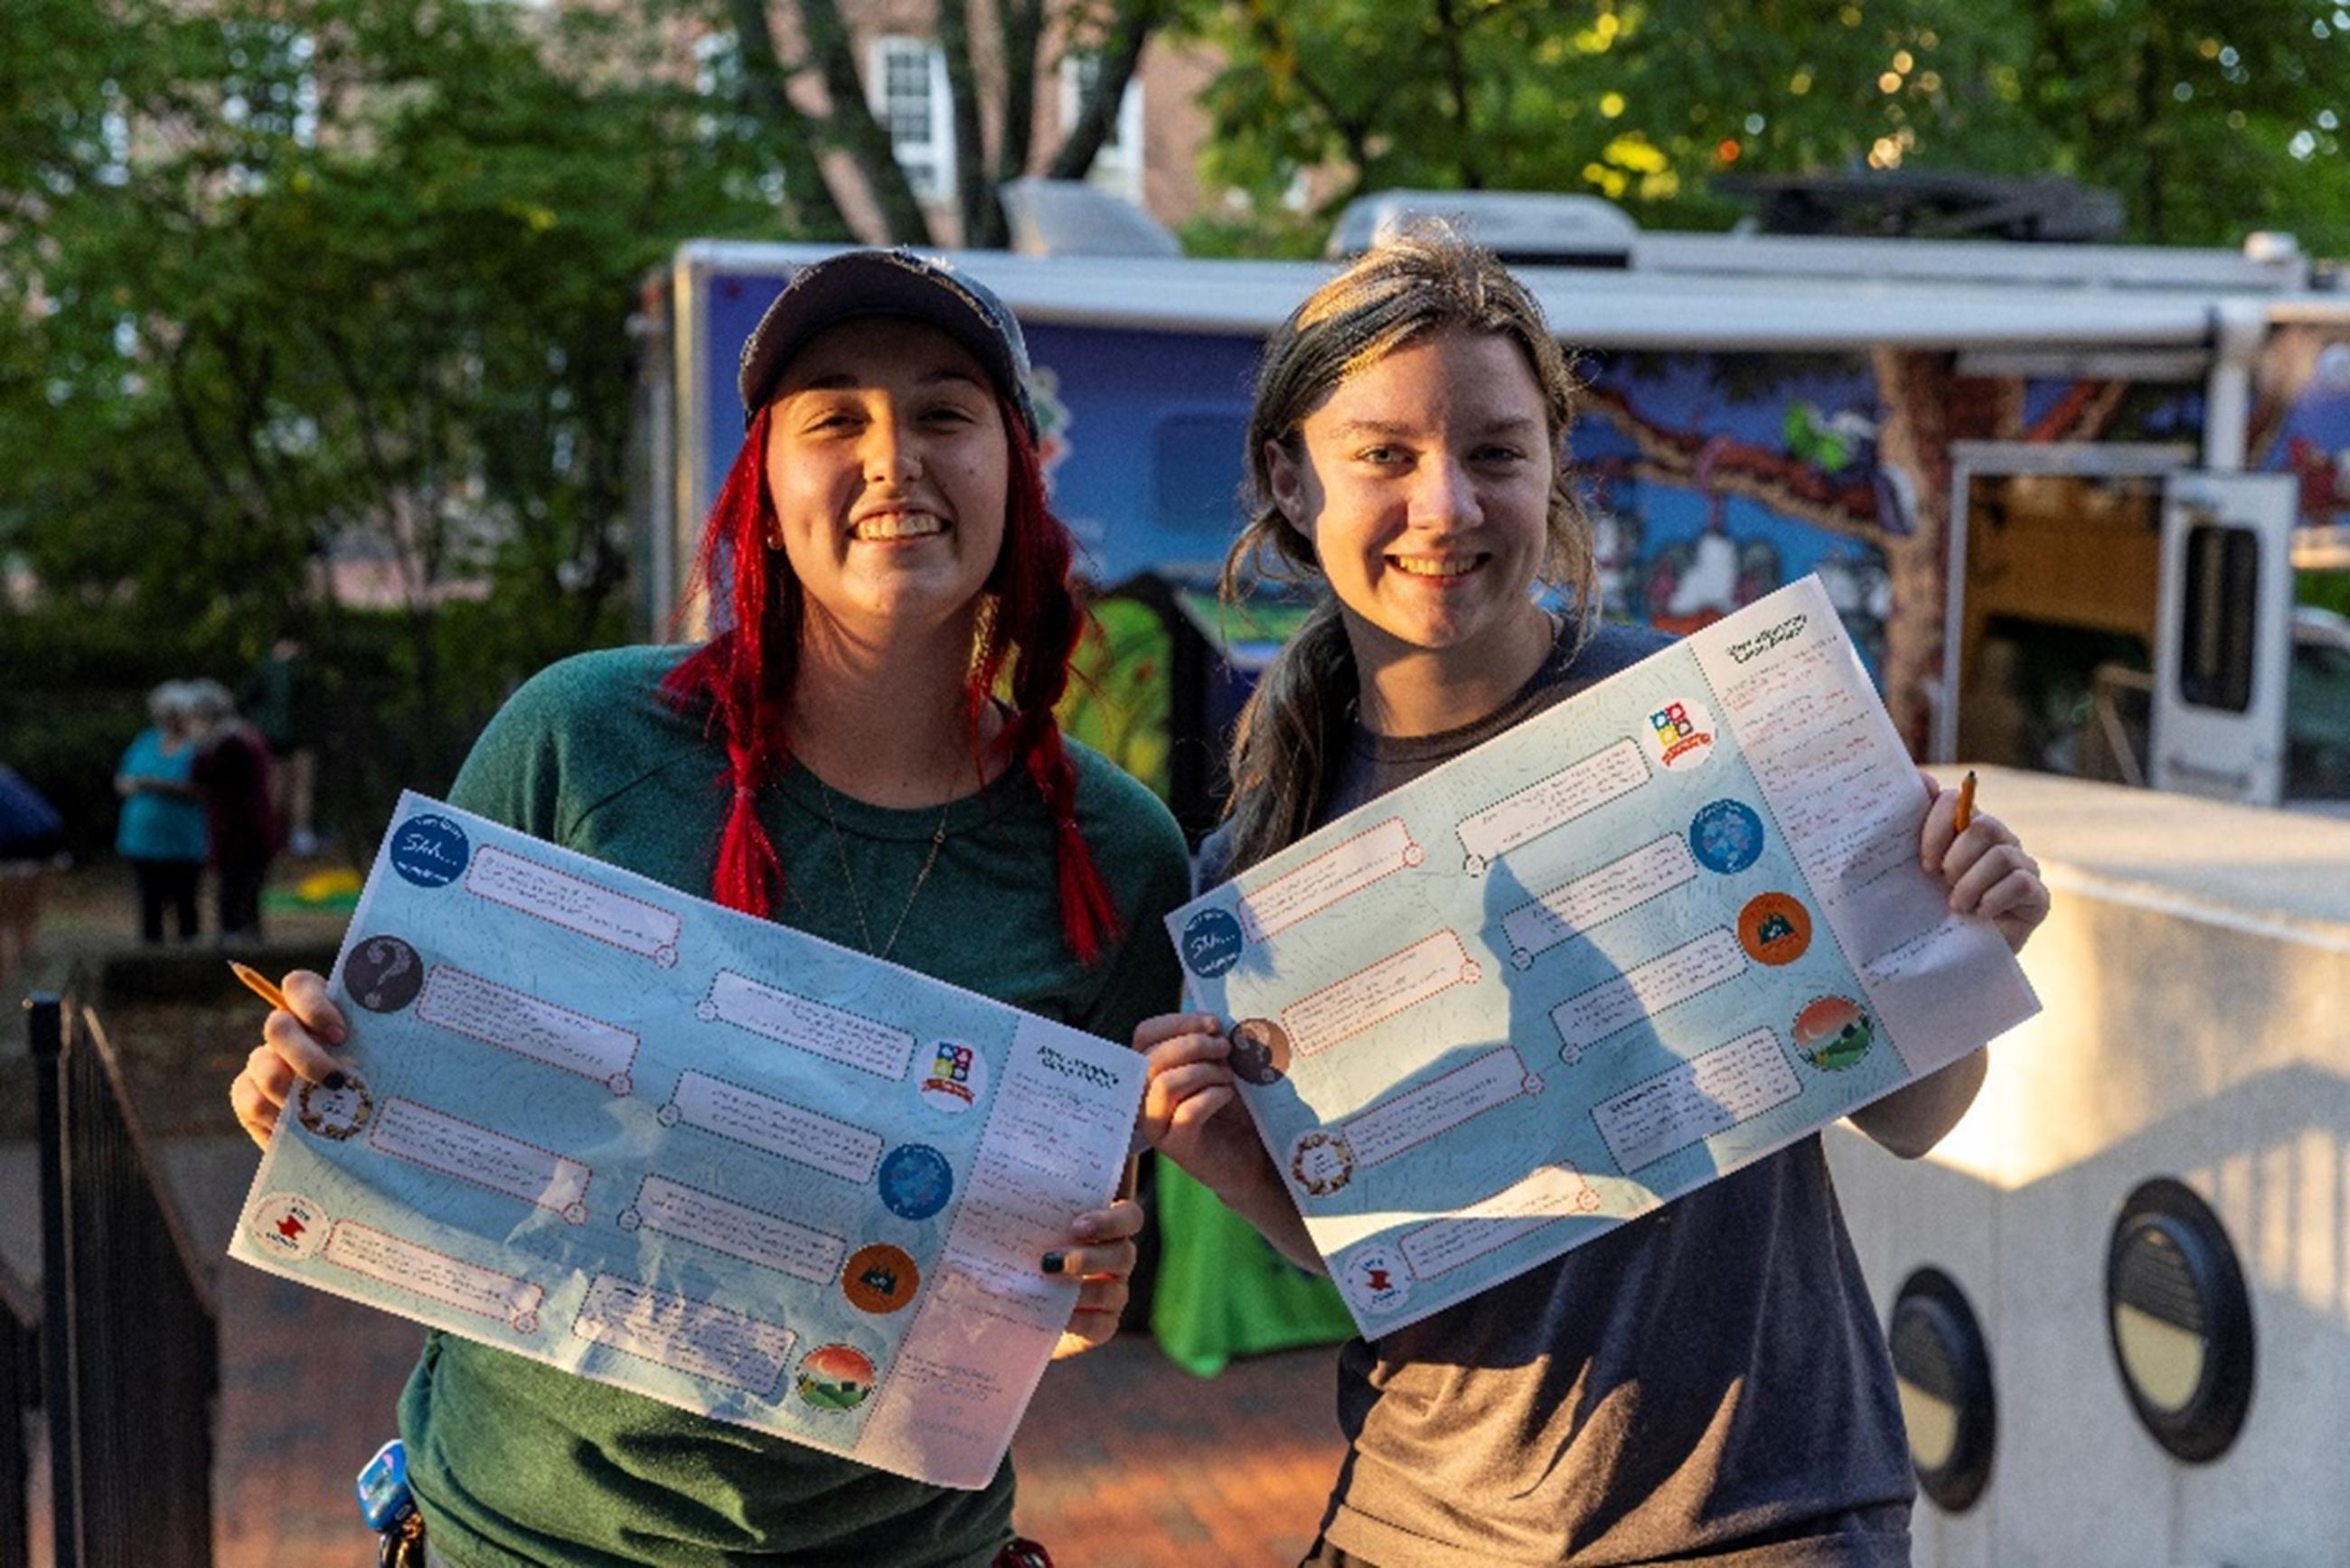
left=2176, top=521, right=2260, bottom=713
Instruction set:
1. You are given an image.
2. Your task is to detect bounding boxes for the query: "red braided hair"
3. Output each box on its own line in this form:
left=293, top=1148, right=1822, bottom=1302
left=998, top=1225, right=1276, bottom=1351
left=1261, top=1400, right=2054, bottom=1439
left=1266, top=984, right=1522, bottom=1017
left=661, top=398, right=1120, bottom=965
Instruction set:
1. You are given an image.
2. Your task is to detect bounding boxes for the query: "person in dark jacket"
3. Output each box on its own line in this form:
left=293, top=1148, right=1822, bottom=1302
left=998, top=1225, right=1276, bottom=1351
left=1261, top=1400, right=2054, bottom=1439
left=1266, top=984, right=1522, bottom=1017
left=188, top=679, right=279, bottom=941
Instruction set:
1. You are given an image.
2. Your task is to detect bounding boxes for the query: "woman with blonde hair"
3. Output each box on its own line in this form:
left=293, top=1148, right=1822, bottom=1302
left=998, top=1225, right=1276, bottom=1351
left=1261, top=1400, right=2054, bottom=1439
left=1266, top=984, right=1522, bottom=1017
left=228, top=251, right=1190, bottom=1567
left=1138, top=225, right=2049, bottom=1566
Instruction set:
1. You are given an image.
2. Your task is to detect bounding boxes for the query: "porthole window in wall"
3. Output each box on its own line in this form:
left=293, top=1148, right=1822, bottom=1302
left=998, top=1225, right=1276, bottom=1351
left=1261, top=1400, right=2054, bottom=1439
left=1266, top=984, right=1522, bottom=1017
left=1887, top=1267, right=1996, bottom=1512
left=2107, top=1178, right=2255, bottom=1463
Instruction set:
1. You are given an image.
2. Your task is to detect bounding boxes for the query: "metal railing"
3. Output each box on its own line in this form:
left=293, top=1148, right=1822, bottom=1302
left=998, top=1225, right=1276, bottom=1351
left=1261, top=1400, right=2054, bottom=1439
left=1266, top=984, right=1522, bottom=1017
left=30, top=991, right=219, bottom=1568
left=0, top=1254, right=36, bottom=1568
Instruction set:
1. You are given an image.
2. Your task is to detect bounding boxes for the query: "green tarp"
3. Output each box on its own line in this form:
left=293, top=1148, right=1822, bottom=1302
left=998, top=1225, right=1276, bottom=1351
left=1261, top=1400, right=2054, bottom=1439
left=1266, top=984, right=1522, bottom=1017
left=1148, top=1160, right=1356, bottom=1377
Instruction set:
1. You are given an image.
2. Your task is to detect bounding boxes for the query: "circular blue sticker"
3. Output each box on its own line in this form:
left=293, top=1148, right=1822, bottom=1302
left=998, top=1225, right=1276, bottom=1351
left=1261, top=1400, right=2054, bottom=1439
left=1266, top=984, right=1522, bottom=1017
left=390, top=812, right=471, bottom=888
left=878, top=1144, right=954, bottom=1221
left=1689, top=800, right=1764, bottom=876
left=1180, top=907, right=1245, bottom=979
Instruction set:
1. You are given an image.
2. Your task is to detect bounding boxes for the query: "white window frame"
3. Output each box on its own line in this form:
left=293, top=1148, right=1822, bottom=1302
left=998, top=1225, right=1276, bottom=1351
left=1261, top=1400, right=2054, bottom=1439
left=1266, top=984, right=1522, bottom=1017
left=1058, top=52, right=1144, bottom=205
left=869, top=35, right=955, bottom=204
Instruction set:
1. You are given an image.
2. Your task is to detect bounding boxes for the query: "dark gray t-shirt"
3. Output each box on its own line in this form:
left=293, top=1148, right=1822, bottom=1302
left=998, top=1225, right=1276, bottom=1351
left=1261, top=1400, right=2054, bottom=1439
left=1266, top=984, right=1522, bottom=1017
left=1201, top=619, right=1914, bottom=1568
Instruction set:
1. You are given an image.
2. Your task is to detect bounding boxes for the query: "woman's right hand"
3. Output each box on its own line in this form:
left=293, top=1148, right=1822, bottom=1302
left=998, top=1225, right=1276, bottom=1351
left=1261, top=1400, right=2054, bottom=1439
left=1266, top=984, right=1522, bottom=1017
left=1136, top=1012, right=1276, bottom=1199
left=229, top=969, right=349, bottom=1150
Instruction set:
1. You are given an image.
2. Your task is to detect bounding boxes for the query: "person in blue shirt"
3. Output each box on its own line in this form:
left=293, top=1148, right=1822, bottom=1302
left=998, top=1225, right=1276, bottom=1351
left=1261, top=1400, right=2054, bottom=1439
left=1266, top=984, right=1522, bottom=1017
left=116, top=681, right=209, bottom=943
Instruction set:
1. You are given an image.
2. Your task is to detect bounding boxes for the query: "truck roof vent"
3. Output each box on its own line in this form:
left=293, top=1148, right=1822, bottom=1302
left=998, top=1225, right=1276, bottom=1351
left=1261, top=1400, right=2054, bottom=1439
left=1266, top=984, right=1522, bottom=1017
left=1328, top=191, right=1639, bottom=268
left=1716, top=170, right=2124, bottom=242
left=2242, top=231, right=2301, bottom=267
left=998, top=177, right=1183, bottom=258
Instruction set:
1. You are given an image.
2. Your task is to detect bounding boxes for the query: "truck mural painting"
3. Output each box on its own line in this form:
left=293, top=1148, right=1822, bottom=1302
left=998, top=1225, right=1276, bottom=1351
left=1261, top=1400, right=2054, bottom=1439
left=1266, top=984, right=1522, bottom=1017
left=638, top=224, right=2350, bottom=818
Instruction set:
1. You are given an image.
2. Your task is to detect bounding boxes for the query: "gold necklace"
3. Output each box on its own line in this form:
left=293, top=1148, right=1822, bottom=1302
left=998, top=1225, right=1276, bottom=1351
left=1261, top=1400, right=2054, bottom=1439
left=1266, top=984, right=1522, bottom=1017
left=816, top=777, right=951, bottom=962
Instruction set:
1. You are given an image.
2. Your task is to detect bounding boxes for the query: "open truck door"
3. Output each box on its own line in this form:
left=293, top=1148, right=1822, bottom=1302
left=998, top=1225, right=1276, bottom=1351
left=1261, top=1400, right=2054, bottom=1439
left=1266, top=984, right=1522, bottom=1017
left=2150, top=471, right=2300, bottom=804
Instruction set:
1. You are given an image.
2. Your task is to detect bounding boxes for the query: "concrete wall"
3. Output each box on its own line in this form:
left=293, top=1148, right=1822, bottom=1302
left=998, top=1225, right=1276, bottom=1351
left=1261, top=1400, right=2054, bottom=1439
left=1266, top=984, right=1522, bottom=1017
left=1832, top=769, right=2350, bottom=1567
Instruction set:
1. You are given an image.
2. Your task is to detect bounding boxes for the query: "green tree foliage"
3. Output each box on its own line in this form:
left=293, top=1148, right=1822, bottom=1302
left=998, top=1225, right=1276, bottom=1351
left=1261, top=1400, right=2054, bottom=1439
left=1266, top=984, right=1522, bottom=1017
left=1186, top=0, right=2349, bottom=252
left=0, top=0, right=785, bottom=850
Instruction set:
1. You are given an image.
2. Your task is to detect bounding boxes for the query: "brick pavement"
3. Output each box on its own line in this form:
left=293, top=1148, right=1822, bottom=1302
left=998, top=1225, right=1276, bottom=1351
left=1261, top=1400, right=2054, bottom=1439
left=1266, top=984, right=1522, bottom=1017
left=1010, top=1338, right=1343, bottom=1565
left=208, top=1261, right=1345, bottom=1567
left=214, top=1267, right=426, bottom=1568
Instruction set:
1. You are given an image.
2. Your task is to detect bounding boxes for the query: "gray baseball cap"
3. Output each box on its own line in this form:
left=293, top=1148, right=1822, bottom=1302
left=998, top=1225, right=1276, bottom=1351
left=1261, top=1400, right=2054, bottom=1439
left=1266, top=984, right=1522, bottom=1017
left=736, top=249, right=1039, bottom=437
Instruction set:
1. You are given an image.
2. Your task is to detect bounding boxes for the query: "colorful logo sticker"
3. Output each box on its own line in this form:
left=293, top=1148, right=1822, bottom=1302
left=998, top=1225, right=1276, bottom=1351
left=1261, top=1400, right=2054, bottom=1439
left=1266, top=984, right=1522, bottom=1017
left=1031, top=362, right=1073, bottom=484
left=297, top=1073, right=374, bottom=1141
left=1229, top=1019, right=1292, bottom=1086
left=878, top=1144, right=954, bottom=1221
left=1180, top=907, right=1245, bottom=979
left=249, top=1191, right=328, bottom=1260
left=1794, top=996, right=1875, bottom=1070
left=1647, top=700, right=1717, bottom=772
left=1738, top=893, right=1814, bottom=966
left=841, top=1244, right=921, bottom=1314
left=1344, top=1246, right=1411, bottom=1314
left=1290, top=1131, right=1355, bottom=1197
left=795, top=1344, right=877, bottom=1412
left=390, top=813, right=470, bottom=888
left=344, top=934, right=424, bottom=1013
left=1689, top=799, right=1764, bottom=875
left=917, top=1040, right=988, bottom=1115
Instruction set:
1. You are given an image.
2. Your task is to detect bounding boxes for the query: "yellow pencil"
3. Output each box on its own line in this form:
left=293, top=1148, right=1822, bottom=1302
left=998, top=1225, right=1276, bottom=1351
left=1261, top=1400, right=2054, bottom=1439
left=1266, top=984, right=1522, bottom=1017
left=1952, top=770, right=1978, bottom=835
left=228, top=960, right=293, bottom=1014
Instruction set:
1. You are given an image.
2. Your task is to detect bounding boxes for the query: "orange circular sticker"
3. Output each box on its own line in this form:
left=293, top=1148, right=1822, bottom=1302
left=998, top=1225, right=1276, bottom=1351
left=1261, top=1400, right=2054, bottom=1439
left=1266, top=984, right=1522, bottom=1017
left=842, top=1244, right=920, bottom=1314
left=1738, top=893, right=1813, bottom=965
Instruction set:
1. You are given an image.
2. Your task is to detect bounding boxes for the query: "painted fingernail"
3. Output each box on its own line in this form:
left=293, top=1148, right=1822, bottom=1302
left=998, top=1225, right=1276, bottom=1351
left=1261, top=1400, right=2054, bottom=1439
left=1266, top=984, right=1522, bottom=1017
left=1040, top=1251, right=1067, bottom=1275
left=1072, top=1213, right=1103, bottom=1240
left=324, top=1071, right=348, bottom=1092
left=326, top=1025, right=347, bottom=1045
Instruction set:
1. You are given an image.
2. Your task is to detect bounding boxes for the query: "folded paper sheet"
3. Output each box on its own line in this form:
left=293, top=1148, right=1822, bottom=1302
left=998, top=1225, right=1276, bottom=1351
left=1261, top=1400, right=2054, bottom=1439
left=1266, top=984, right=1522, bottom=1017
left=230, top=793, right=1143, bottom=1489
left=1168, top=577, right=2039, bottom=1337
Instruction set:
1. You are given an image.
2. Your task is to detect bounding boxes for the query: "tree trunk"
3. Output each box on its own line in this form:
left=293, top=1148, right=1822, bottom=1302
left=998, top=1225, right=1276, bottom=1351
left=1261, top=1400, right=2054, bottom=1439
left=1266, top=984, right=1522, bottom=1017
left=1871, top=347, right=1957, bottom=756
left=993, top=0, right=1047, bottom=189
left=937, top=0, right=1003, bottom=247
left=1045, top=0, right=1159, bottom=183
left=725, top=0, right=853, bottom=239
left=795, top=0, right=935, bottom=245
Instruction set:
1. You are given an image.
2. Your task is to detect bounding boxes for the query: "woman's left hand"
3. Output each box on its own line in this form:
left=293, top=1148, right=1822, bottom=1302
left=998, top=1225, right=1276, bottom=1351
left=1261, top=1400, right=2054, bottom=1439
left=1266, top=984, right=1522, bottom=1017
left=1920, top=771, right=2051, bottom=954
left=1048, top=1197, right=1144, bottom=1359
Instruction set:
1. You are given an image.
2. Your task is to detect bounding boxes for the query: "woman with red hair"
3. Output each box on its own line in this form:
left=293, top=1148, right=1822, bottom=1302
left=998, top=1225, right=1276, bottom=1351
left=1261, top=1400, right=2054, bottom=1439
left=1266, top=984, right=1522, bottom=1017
left=229, top=251, right=1190, bottom=1567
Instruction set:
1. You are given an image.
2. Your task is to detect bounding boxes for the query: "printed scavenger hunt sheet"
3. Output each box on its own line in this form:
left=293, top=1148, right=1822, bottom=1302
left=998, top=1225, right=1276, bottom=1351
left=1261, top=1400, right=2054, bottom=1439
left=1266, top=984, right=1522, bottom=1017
left=229, top=793, right=1144, bottom=1489
left=1167, top=576, right=2039, bottom=1337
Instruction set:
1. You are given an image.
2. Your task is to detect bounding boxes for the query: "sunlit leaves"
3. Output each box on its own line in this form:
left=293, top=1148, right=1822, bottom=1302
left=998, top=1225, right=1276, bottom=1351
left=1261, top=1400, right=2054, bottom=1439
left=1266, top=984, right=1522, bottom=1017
left=1186, top=0, right=2347, bottom=253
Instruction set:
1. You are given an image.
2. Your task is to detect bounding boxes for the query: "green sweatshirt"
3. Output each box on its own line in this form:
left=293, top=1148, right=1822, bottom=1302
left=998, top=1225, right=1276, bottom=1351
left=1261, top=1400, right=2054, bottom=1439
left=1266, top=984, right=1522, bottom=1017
left=398, top=645, right=1190, bottom=1568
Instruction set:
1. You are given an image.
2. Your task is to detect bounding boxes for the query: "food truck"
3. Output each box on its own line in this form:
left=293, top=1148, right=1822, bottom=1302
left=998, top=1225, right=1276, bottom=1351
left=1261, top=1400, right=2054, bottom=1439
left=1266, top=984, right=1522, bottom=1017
left=633, top=193, right=2350, bottom=824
